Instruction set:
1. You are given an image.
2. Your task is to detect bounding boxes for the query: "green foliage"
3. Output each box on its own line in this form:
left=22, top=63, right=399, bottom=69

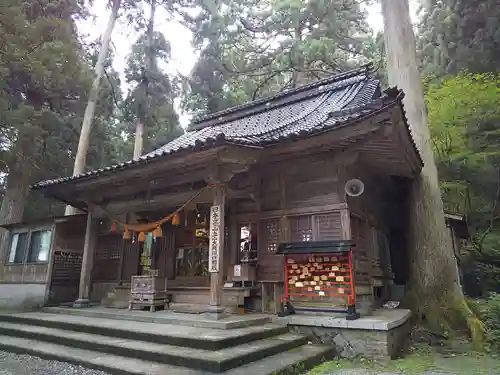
left=0, top=0, right=128, bottom=220
left=426, top=73, right=500, bottom=213
left=181, top=0, right=378, bottom=116
left=426, top=72, right=500, bottom=297
left=122, top=30, right=183, bottom=153
left=482, top=293, right=500, bottom=352
left=307, top=344, right=500, bottom=375
left=0, top=0, right=87, bottom=218
left=418, top=0, right=500, bottom=76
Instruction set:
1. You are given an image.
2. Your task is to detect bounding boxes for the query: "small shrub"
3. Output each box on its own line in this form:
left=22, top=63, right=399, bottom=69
left=482, top=293, right=500, bottom=352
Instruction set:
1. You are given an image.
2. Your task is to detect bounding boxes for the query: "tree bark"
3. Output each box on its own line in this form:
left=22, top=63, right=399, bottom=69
left=0, top=134, right=35, bottom=279
left=382, top=0, right=482, bottom=343
left=133, top=0, right=156, bottom=159
left=133, top=121, right=145, bottom=159
left=66, top=0, right=121, bottom=215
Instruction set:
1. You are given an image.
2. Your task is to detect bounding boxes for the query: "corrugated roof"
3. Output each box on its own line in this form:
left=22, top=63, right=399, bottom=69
left=31, top=65, right=416, bottom=190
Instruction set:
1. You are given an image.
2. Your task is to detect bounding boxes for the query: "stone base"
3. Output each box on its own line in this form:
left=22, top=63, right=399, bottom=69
left=203, top=305, right=228, bottom=320
left=73, top=299, right=91, bottom=308
left=282, top=308, right=411, bottom=359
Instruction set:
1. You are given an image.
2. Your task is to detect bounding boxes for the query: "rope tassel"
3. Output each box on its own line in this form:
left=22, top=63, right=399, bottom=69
left=101, top=184, right=216, bottom=240
left=152, top=226, right=163, bottom=238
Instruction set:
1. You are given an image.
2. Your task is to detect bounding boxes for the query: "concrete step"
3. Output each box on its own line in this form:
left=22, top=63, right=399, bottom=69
left=0, top=312, right=286, bottom=350
left=0, top=322, right=307, bottom=372
left=0, top=334, right=332, bottom=375
left=42, top=306, right=271, bottom=329
left=102, top=285, right=132, bottom=309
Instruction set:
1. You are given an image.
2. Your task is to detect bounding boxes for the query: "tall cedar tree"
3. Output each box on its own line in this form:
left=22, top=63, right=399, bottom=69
left=0, top=0, right=88, bottom=267
left=66, top=0, right=121, bottom=215
left=122, top=31, right=182, bottom=155
left=382, top=0, right=484, bottom=345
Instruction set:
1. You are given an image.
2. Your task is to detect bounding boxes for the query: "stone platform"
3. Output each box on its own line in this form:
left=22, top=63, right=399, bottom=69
left=279, top=308, right=412, bottom=359
left=0, top=310, right=332, bottom=374
left=43, top=305, right=269, bottom=329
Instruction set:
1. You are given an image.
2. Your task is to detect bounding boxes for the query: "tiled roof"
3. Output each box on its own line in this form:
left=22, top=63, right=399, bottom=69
left=31, top=65, right=407, bottom=190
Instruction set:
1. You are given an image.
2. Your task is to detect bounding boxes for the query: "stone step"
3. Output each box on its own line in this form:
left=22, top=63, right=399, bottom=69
left=102, top=285, right=134, bottom=308
left=42, top=306, right=271, bottom=329
left=101, top=299, right=130, bottom=309
left=0, top=334, right=332, bottom=375
left=0, top=322, right=307, bottom=372
left=0, top=312, right=286, bottom=350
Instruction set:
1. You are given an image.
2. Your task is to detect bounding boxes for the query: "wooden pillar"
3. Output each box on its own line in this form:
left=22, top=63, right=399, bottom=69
left=207, top=184, right=227, bottom=319
left=74, top=210, right=97, bottom=308
left=117, top=213, right=129, bottom=285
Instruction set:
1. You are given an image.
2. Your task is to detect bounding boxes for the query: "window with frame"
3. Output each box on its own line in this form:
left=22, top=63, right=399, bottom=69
left=290, top=216, right=313, bottom=242
left=258, top=213, right=343, bottom=256
left=7, top=229, right=52, bottom=264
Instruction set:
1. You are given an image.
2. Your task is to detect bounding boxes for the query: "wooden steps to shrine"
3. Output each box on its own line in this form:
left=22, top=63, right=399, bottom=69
left=0, top=311, right=332, bottom=374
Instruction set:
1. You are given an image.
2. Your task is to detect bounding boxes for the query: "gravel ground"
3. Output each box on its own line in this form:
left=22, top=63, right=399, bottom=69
left=0, top=351, right=110, bottom=375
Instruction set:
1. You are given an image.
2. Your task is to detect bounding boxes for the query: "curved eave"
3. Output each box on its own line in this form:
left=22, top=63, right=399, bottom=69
left=393, top=96, right=424, bottom=175
left=346, top=98, right=423, bottom=178
left=31, top=135, right=231, bottom=191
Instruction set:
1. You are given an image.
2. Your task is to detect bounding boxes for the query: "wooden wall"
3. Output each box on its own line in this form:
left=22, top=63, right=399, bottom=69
left=48, top=217, right=86, bottom=304
left=91, top=225, right=176, bottom=288
left=230, top=151, right=394, bottom=312
left=2, top=263, right=49, bottom=284
left=1, top=220, right=56, bottom=284
left=92, top=234, right=121, bottom=282
left=345, top=165, right=393, bottom=285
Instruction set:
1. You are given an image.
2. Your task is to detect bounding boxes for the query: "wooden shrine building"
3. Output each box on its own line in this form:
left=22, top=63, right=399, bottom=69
left=2, top=66, right=424, bottom=318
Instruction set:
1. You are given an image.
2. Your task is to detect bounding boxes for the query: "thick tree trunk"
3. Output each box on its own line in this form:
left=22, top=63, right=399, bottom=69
left=133, top=0, right=155, bottom=159
left=382, top=0, right=482, bottom=344
left=133, top=121, right=145, bottom=159
left=66, top=0, right=121, bottom=215
left=0, top=135, right=35, bottom=279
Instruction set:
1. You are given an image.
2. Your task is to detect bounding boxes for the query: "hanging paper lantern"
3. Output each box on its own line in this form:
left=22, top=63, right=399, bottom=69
left=152, top=226, right=163, bottom=238
left=110, top=221, right=117, bottom=232
left=172, top=213, right=180, bottom=226
left=138, top=232, right=146, bottom=242
left=123, top=228, right=131, bottom=240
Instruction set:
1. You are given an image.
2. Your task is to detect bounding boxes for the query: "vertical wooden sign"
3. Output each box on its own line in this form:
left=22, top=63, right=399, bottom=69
left=209, top=205, right=221, bottom=273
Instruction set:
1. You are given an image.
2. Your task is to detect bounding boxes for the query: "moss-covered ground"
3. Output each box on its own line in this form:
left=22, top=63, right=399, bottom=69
left=307, top=341, right=500, bottom=375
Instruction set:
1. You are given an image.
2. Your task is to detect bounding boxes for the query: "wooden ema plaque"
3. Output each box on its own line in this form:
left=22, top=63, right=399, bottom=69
left=277, top=241, right=359, bottom=320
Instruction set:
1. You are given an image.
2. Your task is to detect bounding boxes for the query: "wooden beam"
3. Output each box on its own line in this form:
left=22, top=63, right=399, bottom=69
left=98, top=189, right=212, bottom=216
left=216, top=146, right=261, bottom=165
left=76, top=167, right=211, bottom=203
left=234, top=203, right=348, bottom=222
left=204, top=162, right=253, bottom=185
left=97, top=186, right=253, bottom=217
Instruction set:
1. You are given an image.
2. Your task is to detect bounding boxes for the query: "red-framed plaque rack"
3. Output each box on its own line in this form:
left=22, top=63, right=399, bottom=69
left=277, top=240, right=360, bottom=320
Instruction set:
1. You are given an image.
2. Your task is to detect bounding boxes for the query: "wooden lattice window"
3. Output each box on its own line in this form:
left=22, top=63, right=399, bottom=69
left=93, top=235, right=121, bottom=281
left=260, top=219, right=281, bottom=253
left=313, top=213, right=342, bottom=241
left=290, top=216, right=313, bottom=242
left=51, top=250, right=83, bottom=286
